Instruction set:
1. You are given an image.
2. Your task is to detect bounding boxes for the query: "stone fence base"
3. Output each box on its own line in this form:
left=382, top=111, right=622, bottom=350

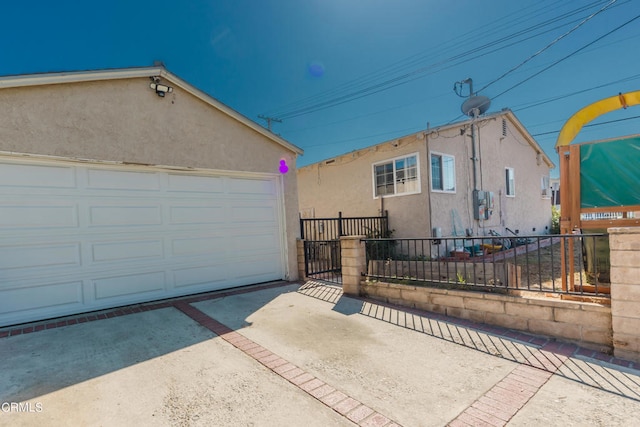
left=329, top=228, right=640, bottom=362
left=361, top=280, right=612, bottom=352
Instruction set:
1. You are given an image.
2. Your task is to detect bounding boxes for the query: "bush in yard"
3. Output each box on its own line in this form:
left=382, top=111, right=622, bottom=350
left=551, top=205, right=560, bottom=234
left=365, top=228, right=396, bottom=260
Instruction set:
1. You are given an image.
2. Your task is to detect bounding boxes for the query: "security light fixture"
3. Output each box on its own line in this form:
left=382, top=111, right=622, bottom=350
left=149, top=78, right=173, bottom=97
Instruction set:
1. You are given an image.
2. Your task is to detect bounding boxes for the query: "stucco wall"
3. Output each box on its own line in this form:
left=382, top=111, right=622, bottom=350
left=427, top=114, right=552, bottom=237
left=0, top=77, right=300, bottom=279
left=297, top=132, right=430, bottom=238
left=297, top=112, right=552, bottom=239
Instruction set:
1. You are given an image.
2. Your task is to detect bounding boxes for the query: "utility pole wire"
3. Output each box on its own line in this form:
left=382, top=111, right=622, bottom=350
left=257, top=115, right=282, bottom=131
left=532, top=114, right=640, bottom=137
left=444, top=8, right=639, bottom=126
left=476, top=0, right=617, bottom=94
left=490, top=12, right=640, bottom=101
left=263, top=1, right=613, bottom=120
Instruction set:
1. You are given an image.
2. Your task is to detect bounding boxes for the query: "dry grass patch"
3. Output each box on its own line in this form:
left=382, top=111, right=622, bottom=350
left=512, top=241, right=609, bottom=294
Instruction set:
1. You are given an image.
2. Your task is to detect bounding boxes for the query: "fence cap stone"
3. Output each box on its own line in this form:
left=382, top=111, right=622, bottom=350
left=340, top=235, right=367, bottom=240
left=608, top=227, right=640, bottom=234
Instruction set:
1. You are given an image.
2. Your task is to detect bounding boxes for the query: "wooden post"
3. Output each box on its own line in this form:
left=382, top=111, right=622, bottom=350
left=557, top=145, right=582, bottom=293
left=558, top=146, right=570, bottom=292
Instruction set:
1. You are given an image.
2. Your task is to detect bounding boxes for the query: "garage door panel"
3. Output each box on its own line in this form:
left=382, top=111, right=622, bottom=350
left=169, top=205, right=225, bottom=225
left=0, top=204, right=78, bottom=228
left=173, top=265, right=228, bottom=289
left=227, top=177, right=276, bottom=195
left=87, top=169, right=161, bottom=191
left=0, top=243, right=81, bottom=271
left=0, top=162, right=76, bottom=188
left=230, top=256, right=281, bottom=281
left=233, top=232, right=279, bottom=253
left=88, top=205, right=162, bottom=227
left=0, top=159, right=286, bottom=327
left=230, top=205, right=277, bottom=223
left=0, top=281, right=84, bottom=315
left=90, top=239, right=164, bottom=263
left=171, top=236, right=226, bottom=257
left=167, top=174, right=224, bottom=193
left=92, top=271, right=166, bottom=300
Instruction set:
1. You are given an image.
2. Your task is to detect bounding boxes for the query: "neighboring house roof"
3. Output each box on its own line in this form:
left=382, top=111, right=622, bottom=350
left=0, top=66, right=303, bottom=156
left=299, top=109, right=553, bottom=169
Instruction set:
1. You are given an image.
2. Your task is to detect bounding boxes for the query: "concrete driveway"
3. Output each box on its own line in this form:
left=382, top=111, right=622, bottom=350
left=1, top=281, right=640, bottom=426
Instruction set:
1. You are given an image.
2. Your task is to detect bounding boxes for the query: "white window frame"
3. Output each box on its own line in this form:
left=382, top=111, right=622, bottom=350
left=371, top=153, right=421, bottom=198
left=541, top=176, right=551, bottom=199
left=505, top=167, right=515, bottom=197
left=429, top=151, right=456, bottom=194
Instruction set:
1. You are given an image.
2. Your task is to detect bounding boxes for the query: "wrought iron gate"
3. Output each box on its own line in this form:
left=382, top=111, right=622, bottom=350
left=301, top=211, right=388, bottom=285
left=303, top=239, right=342, bottom=284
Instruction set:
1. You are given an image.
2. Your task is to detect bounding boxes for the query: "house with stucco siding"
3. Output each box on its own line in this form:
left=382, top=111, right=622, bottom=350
left=297, top=109, right=554, bottom=239
left=0, top=66, right=303, bottom=327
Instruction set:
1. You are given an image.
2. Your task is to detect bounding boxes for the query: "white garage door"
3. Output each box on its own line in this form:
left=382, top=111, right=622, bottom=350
left=0, top=157, right=286, bottom=326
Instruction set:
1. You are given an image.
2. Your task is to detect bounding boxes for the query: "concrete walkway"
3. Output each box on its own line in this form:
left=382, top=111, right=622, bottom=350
left=1, top=281, right=640, bottom=426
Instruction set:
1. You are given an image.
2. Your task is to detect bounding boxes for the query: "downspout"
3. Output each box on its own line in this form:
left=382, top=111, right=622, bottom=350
left=470, top=118, right=478, bottom=192
left=425, top=129, right=433, bottom=237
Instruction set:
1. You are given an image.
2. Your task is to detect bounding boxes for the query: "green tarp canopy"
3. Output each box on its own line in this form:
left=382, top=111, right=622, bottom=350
left=580, top=135, right=640, bottom=208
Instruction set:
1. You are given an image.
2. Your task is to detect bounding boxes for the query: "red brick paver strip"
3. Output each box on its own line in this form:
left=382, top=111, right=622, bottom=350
left=280, top=367, right=306, bottom=381
left=263, top=357, right=289, bottom=369
left=448, top=342, right=568, bottom=426
left=299, top=378, right=325, bottom=392
left=361, top=413, right=392, bottom=427
left=309, top=384, right=335, bottom=399
left=289, top=372, right=315, bottom=386
left=333, top=397, right=360, bottom=415
left=273, top=362, right=297, bottom=375
left=321, top=390, right=349, bottom=406
left=347, top=404, right=375, bottom=423
left=175, top=303, right=401, bottom=426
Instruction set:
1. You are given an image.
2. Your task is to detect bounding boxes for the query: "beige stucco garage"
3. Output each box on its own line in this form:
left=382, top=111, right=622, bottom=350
left=0, top=66, right=303, bottom=327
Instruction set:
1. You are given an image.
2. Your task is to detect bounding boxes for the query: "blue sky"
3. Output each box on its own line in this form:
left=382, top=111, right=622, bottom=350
left=2, top=0, right=639, bottom=175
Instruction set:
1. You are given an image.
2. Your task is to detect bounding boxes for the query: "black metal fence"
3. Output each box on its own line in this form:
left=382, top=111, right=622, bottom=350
left=363, top=234, right=610, bottom=297
left=301, top=211, right=389, bottom=285
left=303, top=240, right=342, bottom=284
left=300, top=211, right=389, bottom=240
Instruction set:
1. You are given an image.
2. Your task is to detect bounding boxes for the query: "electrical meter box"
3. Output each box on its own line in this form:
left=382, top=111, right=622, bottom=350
left=473, top=190, right=486, bottom=220
left=473, top=190, right=495, bottom=220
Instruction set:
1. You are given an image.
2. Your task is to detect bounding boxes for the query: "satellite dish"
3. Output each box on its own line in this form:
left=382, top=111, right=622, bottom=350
left=461, top=95, right=491, bottom=117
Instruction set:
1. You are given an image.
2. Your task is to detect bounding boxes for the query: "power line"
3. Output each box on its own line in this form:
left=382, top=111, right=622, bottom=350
left=490, top=12, right=640, bottom=101
left=512, top=72, right=640, bottom=112
left=444, top=7, right=638, bottom=126
left=531, top=114, right=640, bottom=137
left=263, top=1, right=615, bottom=120
left=285, top=30, right=640, bottom=137
left=263, top=0, right=566, bottom=117
left=476, top=0, right=617, bottom=94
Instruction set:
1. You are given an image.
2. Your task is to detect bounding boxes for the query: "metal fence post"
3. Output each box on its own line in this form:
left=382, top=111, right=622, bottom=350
left=299, top=214, right=305, bottom=240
